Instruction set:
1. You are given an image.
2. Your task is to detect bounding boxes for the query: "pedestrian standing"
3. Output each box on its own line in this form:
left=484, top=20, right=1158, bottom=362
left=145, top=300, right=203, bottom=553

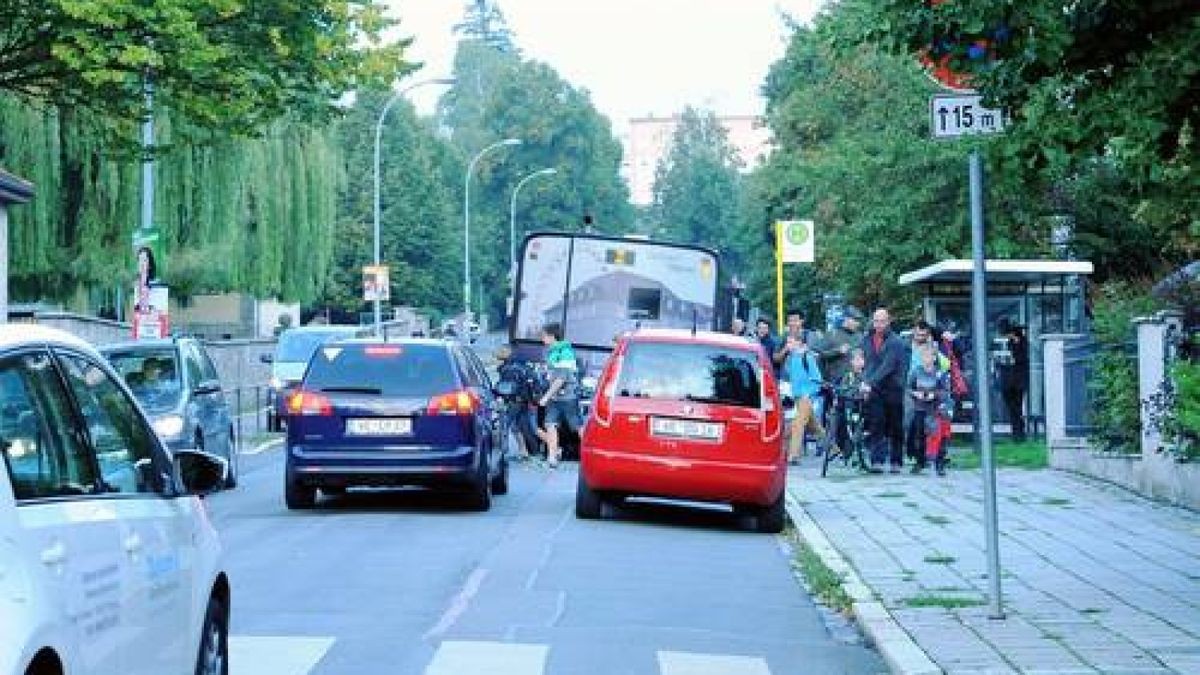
left=755, top=318, right=781, bottom=374
left=907, top=344, right=953, bottom=475
left=861, top=308, right=907, bottom=473
left=782, top=331, right=832, bottom=464
left=999, top=322, right=1030, bottom=442
left=535, top=322, right=583, bottom=468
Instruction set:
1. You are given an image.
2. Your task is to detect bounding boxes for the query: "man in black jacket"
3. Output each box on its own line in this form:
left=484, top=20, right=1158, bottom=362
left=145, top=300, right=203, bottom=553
left=861, top=307, right=907, bottom=472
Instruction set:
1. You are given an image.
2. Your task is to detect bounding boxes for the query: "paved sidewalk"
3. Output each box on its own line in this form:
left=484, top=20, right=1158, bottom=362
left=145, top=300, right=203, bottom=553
left=786, top=459, right=1200, bottom=674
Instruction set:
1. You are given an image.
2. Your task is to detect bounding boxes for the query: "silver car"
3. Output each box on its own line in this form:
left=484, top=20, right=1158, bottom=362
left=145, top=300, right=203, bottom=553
left=100, top=337, right=238, bottom=488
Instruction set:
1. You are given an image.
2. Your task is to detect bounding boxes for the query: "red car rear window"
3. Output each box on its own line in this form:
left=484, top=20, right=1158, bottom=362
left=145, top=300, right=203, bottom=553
left=615, top=342, right=761, bottom=408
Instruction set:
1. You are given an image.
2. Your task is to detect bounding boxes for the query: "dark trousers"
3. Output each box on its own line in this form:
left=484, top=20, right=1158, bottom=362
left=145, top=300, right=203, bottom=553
left=1002, top=385, right=1027, bottom=441
left=867, top=393, right=904, bottom=467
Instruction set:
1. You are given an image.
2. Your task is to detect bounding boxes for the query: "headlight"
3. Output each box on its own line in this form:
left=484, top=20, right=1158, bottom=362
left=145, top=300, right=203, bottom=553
left=153, top=415, right=185, bottom=439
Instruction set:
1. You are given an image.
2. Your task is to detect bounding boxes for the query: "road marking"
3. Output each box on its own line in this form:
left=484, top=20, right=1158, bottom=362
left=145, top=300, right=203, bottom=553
left=423, top=567, right=489, bottom=641
left=241, top=437, right=284, bottom=456
left=657, top=651, right=771, bottom=675
left=424, top=641, right=548, bottom=675
left=230, top=636, right=334, bottom=675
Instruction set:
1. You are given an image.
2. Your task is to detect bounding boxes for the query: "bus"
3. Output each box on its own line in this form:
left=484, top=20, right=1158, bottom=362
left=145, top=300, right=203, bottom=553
left=509, top=232, right=721, bottom=380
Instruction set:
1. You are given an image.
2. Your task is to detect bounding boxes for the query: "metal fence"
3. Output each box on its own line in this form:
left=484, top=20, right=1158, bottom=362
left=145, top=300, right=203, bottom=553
left=1062, top=336, right=1140, bottom=451
left=228, top=384, right=274, bottom=453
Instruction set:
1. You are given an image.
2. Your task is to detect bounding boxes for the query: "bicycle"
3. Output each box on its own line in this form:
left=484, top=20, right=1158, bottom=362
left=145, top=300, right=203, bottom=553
left=821, top=383, right=870, bottom=477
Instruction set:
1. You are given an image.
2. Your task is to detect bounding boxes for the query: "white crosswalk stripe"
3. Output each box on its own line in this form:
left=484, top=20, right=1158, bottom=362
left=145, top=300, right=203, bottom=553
left=657, top=651, right=771, bottom=675
left=230, top=636, right=335, bottom=675
left=423, top=640, right=549, bottom=675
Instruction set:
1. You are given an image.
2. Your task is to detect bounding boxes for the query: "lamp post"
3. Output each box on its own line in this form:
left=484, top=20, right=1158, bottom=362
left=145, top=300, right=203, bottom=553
left=372, top=77, right=455, bottom=335
left=509, top=167, right=557, bottom=274
left=463, top=138, right=522, bottom=321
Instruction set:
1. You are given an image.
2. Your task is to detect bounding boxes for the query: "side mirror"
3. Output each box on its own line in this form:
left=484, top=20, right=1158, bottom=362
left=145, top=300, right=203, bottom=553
left=174, top=449, right=228, bottom=496
left=259, top=353, right=274, bottom=364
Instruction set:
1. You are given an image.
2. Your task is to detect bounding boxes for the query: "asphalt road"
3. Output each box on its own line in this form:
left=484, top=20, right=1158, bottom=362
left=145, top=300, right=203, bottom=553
left=206, top=443, right=885, bottom=674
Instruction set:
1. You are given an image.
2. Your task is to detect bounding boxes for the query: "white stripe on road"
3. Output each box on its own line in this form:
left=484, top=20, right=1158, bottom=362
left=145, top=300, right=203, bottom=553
left=424, top=640, right=548, bottom=675
left=241, top=437, right=284, bottom=456
left=657, top=651, right=771, bottom=675
left=230, top=636, right=334, bottom=675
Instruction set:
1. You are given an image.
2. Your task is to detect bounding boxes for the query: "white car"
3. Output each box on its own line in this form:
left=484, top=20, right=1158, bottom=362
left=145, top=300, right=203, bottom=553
left=0, top=325, right=230, bottom=675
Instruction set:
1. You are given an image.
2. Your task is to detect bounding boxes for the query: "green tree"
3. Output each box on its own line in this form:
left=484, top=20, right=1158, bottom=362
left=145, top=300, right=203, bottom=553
left=651, top=107, right=743, bottom=261
left=453, top=0, right=517, bottom=53
left=860, top=0, right=1198, bottom=273
left=438, top=18, right=632, bottom=323
left=0, top=0, right=409, bottom=138
left=319, top=89, right=464, bottom=317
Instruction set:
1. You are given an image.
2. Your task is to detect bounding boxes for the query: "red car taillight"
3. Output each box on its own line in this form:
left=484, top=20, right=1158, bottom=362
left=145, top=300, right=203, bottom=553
left=287, top=390, right=333, bottom=416
left=591, top=355, right=623, bottom=427
left=426, top=389, right=477, bottom=415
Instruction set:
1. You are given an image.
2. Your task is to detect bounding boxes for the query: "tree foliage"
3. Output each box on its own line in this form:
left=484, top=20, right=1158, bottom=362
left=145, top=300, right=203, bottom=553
left=651, top=107, right=743, bottom=264
left=859, top=0, right=1198, bottom=267
left=438, top=5, right=632, bottom=322
left=318, top=88, right=464, bottom=318
left=0, top=0, right=409, bottom=139
left=0, top=95, right=339, bottom=308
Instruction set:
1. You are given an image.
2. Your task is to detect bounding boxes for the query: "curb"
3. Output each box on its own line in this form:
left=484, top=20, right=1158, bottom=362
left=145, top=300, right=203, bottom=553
left=784, top=491, right=943, bottom=675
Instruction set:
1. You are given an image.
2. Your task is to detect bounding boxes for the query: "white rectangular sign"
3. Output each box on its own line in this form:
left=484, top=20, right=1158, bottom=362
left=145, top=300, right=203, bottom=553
left=930, top=94, right=1007, bottom=138
left=778, top=220, right=814, bottom=264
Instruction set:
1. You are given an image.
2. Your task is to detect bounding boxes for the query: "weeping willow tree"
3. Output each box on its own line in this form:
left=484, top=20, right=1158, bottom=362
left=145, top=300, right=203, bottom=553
left=0, top=95, right=339, bottom=311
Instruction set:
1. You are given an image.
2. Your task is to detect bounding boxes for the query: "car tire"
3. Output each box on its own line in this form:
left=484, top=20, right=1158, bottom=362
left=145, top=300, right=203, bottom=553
left=466, top=455, right=492, bottom=512
left=756, top=491, right=786, bottom=534
left=194, top=595, right=229, bottom=675
left=285, top=469, right=316, bottom=510
left=491, top=455, right=509, bottom=495
left=575, top=472, right=603, bottom=519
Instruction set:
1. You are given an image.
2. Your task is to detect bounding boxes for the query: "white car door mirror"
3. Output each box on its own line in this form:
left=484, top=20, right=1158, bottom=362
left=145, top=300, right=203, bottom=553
left=174, top=449, right=229, bottom=496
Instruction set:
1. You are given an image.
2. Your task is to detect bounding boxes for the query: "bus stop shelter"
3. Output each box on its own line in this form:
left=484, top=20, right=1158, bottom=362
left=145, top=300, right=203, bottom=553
left=898, top=259, right=1094, bottom=434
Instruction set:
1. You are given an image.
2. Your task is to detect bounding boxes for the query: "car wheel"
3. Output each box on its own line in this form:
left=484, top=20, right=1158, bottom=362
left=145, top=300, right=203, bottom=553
left=575, top=472, right=603, bottom=519
left=194, top=595, right=229, bottom=675
left=466, top=455, right=492, bottom=511
left=757, top=491, right=786, bottom=534
left=284, top=468, right=316, bottom=510
left=224, top=427, right=239, bottom=489
left=490, top=455, right=509, bottom=495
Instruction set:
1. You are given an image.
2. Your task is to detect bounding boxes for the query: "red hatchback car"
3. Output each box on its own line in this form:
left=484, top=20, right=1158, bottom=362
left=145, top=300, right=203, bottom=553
left=577, top=329, right=788, bottom=532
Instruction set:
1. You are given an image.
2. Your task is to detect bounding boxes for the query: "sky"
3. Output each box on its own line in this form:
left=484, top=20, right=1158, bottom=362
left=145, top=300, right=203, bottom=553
left=386, top=1, right=825, bottom=131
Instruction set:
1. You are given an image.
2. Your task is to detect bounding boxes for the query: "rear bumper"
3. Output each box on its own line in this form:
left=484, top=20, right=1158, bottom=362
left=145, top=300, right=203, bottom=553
left=287, top=444, right=481, bottom=487
left=581, top=446, right=785, bottom=507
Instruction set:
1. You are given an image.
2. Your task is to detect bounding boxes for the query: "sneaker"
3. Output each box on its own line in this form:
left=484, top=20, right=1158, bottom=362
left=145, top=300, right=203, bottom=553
left=936, top=465, right=947, bottom=476
left=889, top=466, right=902, bottom=474
left=867, top=465, right=884, bottom=474
left=909, top=464, right=924, bottom=475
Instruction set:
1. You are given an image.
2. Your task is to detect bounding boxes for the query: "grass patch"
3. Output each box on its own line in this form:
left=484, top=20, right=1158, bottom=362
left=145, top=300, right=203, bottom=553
left=875, top=491, right=906, bottom=499
left=923, top=554, right=957, bottom=565
left=923, top=514, right=951, bottom=525
left=951, top=440, right=1048, bottom=470
left=1041, top=497, right=1072, bottom=506
left=902, top=594, right=986, bottom=609
left=786, top=531, right=854, bottom=614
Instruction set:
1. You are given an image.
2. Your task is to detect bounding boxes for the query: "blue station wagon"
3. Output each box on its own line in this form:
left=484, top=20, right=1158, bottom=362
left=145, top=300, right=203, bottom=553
left=283, top=339, right=508, bottom=510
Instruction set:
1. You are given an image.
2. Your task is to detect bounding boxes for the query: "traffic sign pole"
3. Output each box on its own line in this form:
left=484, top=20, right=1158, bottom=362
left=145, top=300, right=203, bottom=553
left=969, top=150, right=1005, bottom=620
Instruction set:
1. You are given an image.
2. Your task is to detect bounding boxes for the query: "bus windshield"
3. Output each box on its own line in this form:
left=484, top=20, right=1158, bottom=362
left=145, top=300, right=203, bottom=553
left=512, top=233, right=719, bottom=350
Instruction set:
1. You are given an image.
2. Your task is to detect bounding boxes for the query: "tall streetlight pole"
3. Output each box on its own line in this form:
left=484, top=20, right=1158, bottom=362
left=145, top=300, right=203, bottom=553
left=372, top=77, right=455, bottom=335
left=509, top=167, right=557, bottom=274
left=463, top=138, right=522, bottom=321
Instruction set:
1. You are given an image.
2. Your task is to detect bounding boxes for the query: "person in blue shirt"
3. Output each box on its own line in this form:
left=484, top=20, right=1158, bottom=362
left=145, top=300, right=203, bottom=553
left=783, top=331, right=834, bottom=464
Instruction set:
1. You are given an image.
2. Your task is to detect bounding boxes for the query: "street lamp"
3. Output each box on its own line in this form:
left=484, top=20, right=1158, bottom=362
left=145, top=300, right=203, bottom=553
left=463, top=137, right=522, bottom=320
left=372, top=76, right=455, bottom=335
left=509, top=167, right=557, bottom=273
